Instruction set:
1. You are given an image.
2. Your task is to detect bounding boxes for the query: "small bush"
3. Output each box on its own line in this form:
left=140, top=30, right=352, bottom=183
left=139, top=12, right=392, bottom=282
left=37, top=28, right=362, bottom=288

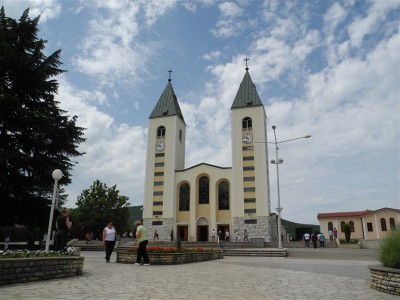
left=380, top=229, right=400, bottom=269
left=344, top=223, right=351, bottom=242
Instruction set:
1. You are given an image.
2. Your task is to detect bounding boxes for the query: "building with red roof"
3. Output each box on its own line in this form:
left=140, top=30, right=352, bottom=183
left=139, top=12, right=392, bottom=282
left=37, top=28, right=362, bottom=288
left=317, top=207, right=399, bottom=241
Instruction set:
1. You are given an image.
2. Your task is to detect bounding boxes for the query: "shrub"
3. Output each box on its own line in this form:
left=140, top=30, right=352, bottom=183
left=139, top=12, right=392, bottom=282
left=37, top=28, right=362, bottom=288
left=380, top=229, right=400, bottom=269
left=343, top=223, right=351, bottom=242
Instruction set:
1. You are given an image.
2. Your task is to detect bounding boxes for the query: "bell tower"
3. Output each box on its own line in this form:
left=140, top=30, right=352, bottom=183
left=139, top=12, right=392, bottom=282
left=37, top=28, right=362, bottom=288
left=143, top=70, right=186, bottom=238
left=231, top=60, right=271, bottom=241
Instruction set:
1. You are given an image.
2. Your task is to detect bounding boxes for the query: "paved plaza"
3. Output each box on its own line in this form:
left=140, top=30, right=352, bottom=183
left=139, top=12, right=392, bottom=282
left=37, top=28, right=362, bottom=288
left=0, top=248, right=398, bottom=300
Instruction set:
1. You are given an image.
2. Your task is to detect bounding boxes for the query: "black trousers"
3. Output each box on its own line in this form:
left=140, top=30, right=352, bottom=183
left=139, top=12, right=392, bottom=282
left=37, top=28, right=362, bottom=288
left=54, top=230, right=68, bottom=251
left=105, top=240, right=115, bottom=261
left=136, top=240, right=149, bottom=264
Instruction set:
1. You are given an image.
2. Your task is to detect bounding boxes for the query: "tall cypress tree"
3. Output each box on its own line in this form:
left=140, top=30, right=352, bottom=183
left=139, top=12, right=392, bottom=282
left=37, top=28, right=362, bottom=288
left=0, top=7, right=85, bottom=228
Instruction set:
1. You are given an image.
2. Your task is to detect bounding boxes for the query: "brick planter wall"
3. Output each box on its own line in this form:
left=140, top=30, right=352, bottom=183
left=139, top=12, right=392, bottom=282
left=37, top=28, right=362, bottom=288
left=0, top=256, right=84, bottom=285
left=116, top=248, right=223, bottom=265
left=369, top=265, right=400, bottom=296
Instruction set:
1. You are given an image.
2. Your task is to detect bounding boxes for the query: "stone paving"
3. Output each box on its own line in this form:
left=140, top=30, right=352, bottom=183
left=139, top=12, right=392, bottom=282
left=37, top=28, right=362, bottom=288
left=0, top=249, right=398, bottom=300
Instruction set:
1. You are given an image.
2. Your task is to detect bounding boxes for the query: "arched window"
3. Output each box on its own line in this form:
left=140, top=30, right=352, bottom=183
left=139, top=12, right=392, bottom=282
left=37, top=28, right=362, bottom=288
left=218, top=181, right=229, bottom=210
left=157, top=126, right=166, bottom=137
left=179, top=183, right=190, bottom=211
left=198, top=176, right=209, bottom=204
left=349, top=221, right=355, bottom=232
left=340, top=221, right=345, bottom=232
left=389, top=217, right=396, bottom=230
left=242, top=117, right=252, bottom=130
left=381, top=218, right=387, bottom=231
left=328, top=222, right=333, bottom=231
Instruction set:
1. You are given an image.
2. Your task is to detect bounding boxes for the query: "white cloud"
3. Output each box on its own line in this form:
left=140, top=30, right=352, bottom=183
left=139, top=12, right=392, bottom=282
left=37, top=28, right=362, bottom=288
left=324, top=2, right=347, bottom=32
left=56, top=78, right=147, bottom=206
left=0, top=0, right=61, bottom=22
left=203, top=51, right=222, bottom=61
left=348, top=0, right=400, bottom=48
left=219, top=2, right=243, bottom=18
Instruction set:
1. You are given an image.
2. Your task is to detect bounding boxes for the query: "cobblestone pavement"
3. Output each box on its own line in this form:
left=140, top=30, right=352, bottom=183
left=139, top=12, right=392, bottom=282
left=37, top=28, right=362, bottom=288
left=0, top=249, right=397, bottom=300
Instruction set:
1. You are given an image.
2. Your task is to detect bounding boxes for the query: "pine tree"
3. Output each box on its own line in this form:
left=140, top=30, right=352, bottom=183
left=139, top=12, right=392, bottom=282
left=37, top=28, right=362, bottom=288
left=0, top=7, right=85, bottom=228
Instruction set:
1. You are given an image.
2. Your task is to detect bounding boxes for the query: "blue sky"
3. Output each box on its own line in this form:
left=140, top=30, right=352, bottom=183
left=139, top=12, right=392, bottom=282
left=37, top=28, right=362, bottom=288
left=2, top=0, right=399, bottom=224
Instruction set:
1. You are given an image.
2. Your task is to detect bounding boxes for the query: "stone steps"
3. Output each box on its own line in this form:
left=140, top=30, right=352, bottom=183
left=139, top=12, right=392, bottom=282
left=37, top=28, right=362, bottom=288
left=222, top=248, right=288, bottom=257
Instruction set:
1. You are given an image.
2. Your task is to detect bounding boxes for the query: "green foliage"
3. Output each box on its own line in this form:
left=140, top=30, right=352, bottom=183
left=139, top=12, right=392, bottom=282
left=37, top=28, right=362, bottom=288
left=0, top=7, right=85, bottom=228
left=72, top=180, right=131, bottom=239
left=344, top=223, right=351, bottom=242
left=380, top=229, right=400, bottom=269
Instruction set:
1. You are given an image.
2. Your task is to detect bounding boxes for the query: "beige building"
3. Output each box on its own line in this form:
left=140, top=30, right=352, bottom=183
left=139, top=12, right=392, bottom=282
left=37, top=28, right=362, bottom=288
left=142, top=67, right=275, bottom=242
left=317, top=207, right=400, bottom=240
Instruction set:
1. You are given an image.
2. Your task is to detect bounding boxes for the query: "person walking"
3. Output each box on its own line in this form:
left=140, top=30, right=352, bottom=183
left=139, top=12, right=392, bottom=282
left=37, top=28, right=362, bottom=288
left=303, top=232, right=310, bottom=248
left=102, top=221, right=116, bottom=263
left=328, top=229, right=333, bottom=241
left=218, top=230, right=225, bottom=249
left=153, top=230, right=159, bottom=241
left=54, top=207, right=72, bottom=252
left=211, top=229, right=216, bottom=242
left=134, top=220, right=150, bottom=266
left=225, top=230, right=230, bottom=242
left=333, top=227, right=338, bottom=240
left=311, top=232, right=318, bottom=249
left=170, top=229, right=174, bottom=241
left=3, top=232, right=10, bottom=251
left=243, top=229, right=249, bottom=242
left=319, top=232, right=326, bottom=248
left=236, top=231, right=240, bottom=242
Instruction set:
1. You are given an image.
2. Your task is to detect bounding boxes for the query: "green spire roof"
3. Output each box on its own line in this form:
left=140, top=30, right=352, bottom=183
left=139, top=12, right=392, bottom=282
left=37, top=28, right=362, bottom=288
left=231, top=70, right=263, bottom=109
left=149, top=80, right=185, bottom=124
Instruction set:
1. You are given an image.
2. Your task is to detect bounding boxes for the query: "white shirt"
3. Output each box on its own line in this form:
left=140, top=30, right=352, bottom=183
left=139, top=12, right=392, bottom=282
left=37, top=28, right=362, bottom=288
left=104, top=226, right=116, bottom=241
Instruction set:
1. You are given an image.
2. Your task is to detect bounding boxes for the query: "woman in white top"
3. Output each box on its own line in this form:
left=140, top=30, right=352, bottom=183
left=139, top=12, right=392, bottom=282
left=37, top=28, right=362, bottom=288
left=102, top=221, right=116, bottom=263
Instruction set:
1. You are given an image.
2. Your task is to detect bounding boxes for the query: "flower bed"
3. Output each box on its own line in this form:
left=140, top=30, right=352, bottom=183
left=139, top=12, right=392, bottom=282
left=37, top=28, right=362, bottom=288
left=0, top=249, right=84, bottom=285
left=116, top=246, right=223, bottom=264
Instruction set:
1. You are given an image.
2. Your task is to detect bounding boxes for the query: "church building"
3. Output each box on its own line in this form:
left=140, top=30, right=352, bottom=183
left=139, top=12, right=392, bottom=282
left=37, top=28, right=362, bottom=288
left=142, top=65, right=276, bottom=243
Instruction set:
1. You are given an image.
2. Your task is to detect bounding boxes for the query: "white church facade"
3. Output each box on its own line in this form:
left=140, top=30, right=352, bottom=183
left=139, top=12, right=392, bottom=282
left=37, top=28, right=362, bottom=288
left=142, top=66, right=277, bottom=243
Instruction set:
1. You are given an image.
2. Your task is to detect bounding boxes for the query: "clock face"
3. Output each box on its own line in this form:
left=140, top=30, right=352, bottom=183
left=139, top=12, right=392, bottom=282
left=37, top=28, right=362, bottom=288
left=242, top=133, right=253, bottom=143
left=155, top=141, right=165, bottom=151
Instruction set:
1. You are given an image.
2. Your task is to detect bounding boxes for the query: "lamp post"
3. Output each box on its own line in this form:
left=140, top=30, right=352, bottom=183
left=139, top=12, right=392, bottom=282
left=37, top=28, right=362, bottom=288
left=270, top=125, right=311, bottom=249
left=45, top=169, right=63, bottom=252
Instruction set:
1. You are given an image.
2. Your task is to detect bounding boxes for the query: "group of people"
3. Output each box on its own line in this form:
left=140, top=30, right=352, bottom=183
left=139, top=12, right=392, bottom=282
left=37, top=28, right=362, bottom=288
left=102, top=220, right=150, bottom=265
left=211, top=229, right=250, bottom=249
left=303, top=231, right=330, bottom=248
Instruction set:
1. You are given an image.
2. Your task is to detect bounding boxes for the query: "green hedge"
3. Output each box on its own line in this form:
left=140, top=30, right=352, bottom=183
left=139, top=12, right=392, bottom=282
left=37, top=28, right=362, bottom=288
left=380, top=229, right=400, bottom=269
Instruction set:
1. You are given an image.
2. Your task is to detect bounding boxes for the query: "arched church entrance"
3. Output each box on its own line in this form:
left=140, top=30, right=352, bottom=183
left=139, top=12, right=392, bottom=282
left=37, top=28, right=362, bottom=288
left=197, top=217, right=209, bottom=241
left=177, top=225, right=188, bottom=241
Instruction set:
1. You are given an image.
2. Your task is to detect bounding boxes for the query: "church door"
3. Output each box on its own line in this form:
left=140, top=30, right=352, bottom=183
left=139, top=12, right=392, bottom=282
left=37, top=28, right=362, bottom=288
left=197, top=225, right=208, bottom=241
left=177, top=225, right=188, bottom=241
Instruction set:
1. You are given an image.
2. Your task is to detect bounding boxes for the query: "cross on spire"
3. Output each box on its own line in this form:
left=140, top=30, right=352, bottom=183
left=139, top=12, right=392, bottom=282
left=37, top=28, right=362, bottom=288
left=244, top=58, right=249, bottom=70
left=168, top=69, right=173, bottom=82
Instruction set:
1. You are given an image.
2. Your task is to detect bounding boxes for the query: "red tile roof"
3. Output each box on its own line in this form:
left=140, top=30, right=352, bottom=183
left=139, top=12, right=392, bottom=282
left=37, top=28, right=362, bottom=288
left=317, top=210, right=371, bottom=218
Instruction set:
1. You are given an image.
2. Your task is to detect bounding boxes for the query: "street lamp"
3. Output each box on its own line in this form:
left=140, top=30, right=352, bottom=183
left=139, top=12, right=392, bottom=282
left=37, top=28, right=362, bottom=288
left=45, top=169, right=63, bottom=252
left=270, top=125, right=311, bottom=249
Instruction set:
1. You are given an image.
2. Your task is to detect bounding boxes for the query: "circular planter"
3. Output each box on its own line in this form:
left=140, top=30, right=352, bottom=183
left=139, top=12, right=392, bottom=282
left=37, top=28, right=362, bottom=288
left=369, top=264, right=400, bottom=296
left=116, top=247, right=223, bottom=265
